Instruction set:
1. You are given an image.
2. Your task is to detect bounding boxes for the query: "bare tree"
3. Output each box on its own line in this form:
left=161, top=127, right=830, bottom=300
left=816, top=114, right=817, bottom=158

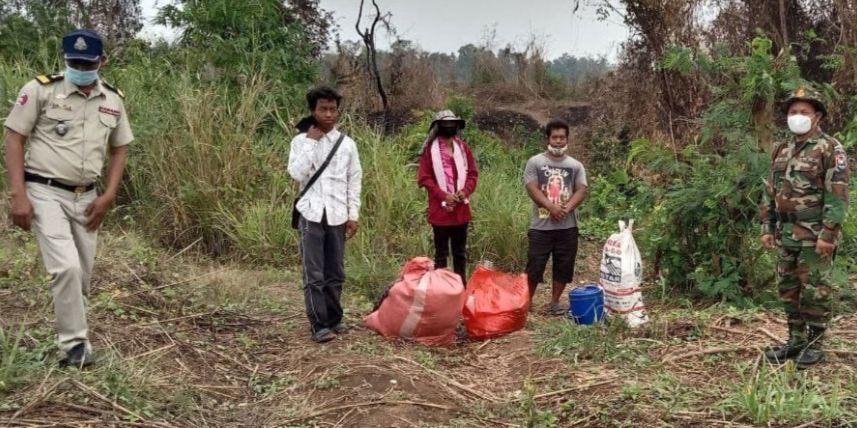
left=356, top=0, right=392, bottom=131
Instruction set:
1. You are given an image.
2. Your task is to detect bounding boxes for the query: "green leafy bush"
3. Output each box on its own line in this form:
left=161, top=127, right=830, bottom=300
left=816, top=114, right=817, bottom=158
left=624, top=37, right=805, bottom=302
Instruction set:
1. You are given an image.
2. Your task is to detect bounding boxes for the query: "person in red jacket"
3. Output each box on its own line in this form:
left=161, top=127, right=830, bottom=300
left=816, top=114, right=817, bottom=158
left=417, top=110, right=479, bottom=283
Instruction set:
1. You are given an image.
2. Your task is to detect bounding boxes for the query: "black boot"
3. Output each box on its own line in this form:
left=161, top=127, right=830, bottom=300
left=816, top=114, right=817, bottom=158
left=796, top=326, right=826, bottom=369
left=764, top=324, right=806, bottom=364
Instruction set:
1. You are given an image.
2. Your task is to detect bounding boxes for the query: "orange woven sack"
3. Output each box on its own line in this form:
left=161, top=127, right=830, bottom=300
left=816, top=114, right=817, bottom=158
left=364, top=257, right=465, bottom=345
left=463, top=265, right=530, bottom=340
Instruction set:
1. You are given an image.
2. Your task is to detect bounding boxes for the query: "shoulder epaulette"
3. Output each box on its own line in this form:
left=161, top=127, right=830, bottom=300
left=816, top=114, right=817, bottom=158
left=819, top=132, right=844, bottom=149
left=820, top=132, right=838, bottom=142
left=35, top=74, right=63, bottom=85
left=102, top=82, right=125, bottom=98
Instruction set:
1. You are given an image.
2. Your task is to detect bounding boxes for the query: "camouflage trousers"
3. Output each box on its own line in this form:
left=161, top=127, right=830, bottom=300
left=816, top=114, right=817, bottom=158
left=777, top=245, right=836, bottom=339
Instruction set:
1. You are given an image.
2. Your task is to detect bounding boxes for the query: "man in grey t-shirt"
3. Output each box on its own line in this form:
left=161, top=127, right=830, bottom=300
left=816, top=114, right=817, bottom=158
left=523, top=119, right=588, bottom=315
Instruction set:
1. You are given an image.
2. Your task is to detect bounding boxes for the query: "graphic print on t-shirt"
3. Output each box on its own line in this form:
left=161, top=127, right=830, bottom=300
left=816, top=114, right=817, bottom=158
left=538, top=165, right=573, bottom=219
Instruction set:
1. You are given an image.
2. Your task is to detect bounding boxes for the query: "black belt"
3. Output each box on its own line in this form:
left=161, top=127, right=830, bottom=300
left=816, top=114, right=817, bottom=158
left=24, top=172, right=94, bottom=193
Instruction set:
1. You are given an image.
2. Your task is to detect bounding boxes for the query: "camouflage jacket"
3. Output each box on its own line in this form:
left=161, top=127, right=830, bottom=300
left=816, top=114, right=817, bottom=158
left=760, top=132, right=849, bottom=247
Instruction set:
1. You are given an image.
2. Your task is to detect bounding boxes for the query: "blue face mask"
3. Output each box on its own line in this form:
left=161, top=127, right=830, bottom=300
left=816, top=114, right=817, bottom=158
left=65, top=66, right=99, bottom=86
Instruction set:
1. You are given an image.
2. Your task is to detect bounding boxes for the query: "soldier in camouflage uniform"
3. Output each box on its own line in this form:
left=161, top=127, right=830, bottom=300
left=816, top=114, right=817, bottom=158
left=760, top=86, right=849, bottom=368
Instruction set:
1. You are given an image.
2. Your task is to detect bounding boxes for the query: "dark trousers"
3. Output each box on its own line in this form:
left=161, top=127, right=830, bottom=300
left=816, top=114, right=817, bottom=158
left=299, top=214, right=346, bottom=333
left=526, top=227, right=579, bottom=287
left=432, top=223, right=469, bottom=283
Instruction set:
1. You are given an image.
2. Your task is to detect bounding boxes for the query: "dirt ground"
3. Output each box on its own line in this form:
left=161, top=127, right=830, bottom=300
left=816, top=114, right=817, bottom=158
left=1, top=232, right=855, bottom=427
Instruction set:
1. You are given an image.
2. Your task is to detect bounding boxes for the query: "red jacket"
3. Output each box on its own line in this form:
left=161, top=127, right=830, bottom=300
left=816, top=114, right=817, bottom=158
left=417, top=138, right=479, bottom=226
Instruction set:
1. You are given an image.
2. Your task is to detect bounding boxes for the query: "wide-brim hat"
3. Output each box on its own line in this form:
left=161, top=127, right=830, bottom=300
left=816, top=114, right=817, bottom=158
left=429, top=109, right=466, bottom=131
left=782, top=86, right=827, bottom=118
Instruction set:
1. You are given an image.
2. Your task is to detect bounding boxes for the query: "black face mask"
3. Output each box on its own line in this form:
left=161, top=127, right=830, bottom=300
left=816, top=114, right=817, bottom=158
left=438, top=126, right=457, bottom=138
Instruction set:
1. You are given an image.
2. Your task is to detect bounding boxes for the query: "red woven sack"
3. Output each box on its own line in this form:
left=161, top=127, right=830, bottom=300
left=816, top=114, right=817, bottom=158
left=364, top=257, right=465, bottom=345
left=463, top=265, right=530, bottom=340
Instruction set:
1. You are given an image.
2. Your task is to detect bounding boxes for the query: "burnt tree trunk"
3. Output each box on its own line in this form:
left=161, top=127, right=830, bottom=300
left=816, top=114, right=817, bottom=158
left=356, top=0, right=391, bottom=133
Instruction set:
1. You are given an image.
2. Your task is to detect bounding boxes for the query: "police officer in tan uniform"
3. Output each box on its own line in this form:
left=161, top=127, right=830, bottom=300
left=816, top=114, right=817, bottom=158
left=4, top=29, right=133, bottom=367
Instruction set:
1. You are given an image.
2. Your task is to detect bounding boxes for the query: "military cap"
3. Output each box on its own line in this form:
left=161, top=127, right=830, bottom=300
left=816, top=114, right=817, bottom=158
left=783, top=85, right=827, bottom=118
left=63, top=29, right=103, bottom=62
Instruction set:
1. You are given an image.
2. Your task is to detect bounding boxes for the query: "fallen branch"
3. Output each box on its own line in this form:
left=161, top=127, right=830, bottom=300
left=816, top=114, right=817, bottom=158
left=166, top=237, right=203, bottom=261
left=119, top=302, right=160, bottom=316
left=283, top=400, right=454, bottom=424
left=673, top=410, right=712, bottom=417
left=59, top=401, right=113, bottom=416
left=71, top=379, right=144, bottom=421
left=512, top=379, right=617, bottom=402
left=568, top=415, right=595, bottom=426
left=10, top=378, right=64, bottom=420
left=663, top=347, right=743, bottom=363
left=757, top=327, right=781, bottom=342
left=4, top=416, right=102, bottom=426
left=709, top=326, right=765, bottom=339
left=190, top=384, right=245, bottom=390
left=827, top=349, right=857, bottom=356
left=123, top=268, right=228, bottom=298
left=394, top=355, right=498, bottom=402
left=205, top=347, right=269, bottom=376
left=333, top=408, right=358, bottom=428
left=476, top=339, right=492, bottom=352
left=791, top=420, right=820, bottom=428
left=123, top=261, right=147, bottom=286
left=703, top=419, right=756, bottom=427
left=473, top=416, right=522, bottom=427
left=750, top=352, right=763, bottom=377
left=137, top=311, right=215, bottom=327
left=124, top=343, right=177, bottom=362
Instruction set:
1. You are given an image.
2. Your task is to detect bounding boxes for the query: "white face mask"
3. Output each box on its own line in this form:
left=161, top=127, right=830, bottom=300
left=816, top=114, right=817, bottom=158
left=787, top=114, right=813, bottom=135
left=547, top=145, right=567, bottom=156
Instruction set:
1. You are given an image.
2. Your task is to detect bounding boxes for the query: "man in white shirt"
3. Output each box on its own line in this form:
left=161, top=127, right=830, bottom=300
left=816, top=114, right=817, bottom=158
left=288, top=87, right=362, bottom=343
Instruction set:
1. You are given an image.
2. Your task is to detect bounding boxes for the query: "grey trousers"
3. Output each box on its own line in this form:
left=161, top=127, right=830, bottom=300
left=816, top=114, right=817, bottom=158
left=27, top=182, right=97, bottom=355
left=298, top=214, right=346, bottom=333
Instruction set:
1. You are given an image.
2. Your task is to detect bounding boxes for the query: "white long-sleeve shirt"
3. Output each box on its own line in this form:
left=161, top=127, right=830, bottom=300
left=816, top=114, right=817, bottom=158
left=288, top=128, right=362, bottom=226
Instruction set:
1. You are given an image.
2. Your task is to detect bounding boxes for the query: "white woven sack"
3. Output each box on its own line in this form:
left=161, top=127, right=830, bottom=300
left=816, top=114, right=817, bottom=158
left=599, top=220, right=648, bottom=327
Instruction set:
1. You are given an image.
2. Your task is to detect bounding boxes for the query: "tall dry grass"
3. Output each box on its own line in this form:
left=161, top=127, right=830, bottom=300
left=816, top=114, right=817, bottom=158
left=2, top=54, right=541, bottom=300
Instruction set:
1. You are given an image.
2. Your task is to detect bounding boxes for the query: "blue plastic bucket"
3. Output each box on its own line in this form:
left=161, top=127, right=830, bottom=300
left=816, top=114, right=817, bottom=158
left=568, top=285, right=605, bottom=325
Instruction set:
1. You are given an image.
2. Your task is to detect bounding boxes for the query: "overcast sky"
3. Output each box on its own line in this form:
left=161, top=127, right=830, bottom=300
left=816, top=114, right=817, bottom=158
left=139, top=0, right=629, bottom=60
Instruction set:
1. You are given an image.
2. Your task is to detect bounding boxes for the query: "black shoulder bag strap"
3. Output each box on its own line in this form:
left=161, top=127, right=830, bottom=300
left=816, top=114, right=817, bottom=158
left=291, top=133, right=347, bottom=229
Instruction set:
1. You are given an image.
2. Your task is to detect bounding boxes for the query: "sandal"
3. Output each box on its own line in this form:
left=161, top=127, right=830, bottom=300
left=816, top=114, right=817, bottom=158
left=548, top=303, right=566, bottom=316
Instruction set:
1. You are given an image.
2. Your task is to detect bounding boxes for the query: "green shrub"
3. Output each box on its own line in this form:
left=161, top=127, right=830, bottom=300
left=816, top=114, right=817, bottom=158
left=157, top=0, right=318, bottom=106
left=445, top=94, right=476, bottom=122
left=622, top=37, right=809, bottom=302
left=577, top=172, right=655, bottom=240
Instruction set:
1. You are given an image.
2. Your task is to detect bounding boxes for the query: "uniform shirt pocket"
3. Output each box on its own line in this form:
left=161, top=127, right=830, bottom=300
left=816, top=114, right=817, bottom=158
left=790, top=161, right=822, bottom=193
left=44, top=108, right=74, bottom=122
left=98, top=111, right=119, bottom=146
left=99, top=112, right=118, bottom=129
left=41, top=108, right=76, bottom=146
left=43, top=108, right=75, bottom=133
